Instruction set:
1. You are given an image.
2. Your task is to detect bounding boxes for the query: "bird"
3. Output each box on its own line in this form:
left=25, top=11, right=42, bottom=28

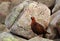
left=31, top=17, right=50, bottom=38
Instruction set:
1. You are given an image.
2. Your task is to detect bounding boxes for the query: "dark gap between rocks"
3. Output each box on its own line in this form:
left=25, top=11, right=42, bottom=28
left=9, top=7, right=24, bottom=29
left=49, top=0, right=56, bottom=15
left=10, top=32, right=29, bottom=40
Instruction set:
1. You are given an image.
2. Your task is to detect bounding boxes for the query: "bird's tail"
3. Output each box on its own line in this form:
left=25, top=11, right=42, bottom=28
left=43, top=31, right=50, bottom=38
left=46, top=31, right=50, bottom=34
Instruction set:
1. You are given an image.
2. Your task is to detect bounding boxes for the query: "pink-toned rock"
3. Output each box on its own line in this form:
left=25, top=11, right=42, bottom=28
left=5, top=1, right=51, bottom=39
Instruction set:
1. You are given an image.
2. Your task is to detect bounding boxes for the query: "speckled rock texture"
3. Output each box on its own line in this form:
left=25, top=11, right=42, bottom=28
left=5, top=1, right=50, bottom=39
left=33, top=0, right=55, bottom=8
left=10, top=0, right=56, bottom=8
left=5, top=0, right=32, bottom=29
left=0, top=0, right=60, bottom=41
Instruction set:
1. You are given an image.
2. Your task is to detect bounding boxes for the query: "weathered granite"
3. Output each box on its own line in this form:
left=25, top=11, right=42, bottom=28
left=9, top=1, right=50, bottom=39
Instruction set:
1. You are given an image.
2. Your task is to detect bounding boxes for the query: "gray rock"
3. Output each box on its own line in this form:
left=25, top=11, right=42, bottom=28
left=5, top=0, right=31, bottom=29
left=46, top=24, right=56, bottom=39
left=52, top=0, right=60, bottom=13
left=0, top=2, right=11, bottom=23
left=29, top=36, right=53, bottom=41
left=0, top=32, right=18, bottom=41
left=14, top=35, right=27, bottom=41
left=10, top=0, right=25, bottom=6
left=10, top=0, right=55, bottom=8
left=46, top=10, right=60, bottom=39
left=33, top=0, right=55, bottom=8
left=51, top=10, right=60, bottom=26
left=9, top=2, right=50, bottom=39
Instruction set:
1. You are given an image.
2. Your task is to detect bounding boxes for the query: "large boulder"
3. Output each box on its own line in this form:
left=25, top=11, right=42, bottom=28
left=33, top=0, right=55, bottom=8
left=5, top=0, right=31, bottom=29
left=10, top=0, right=55, bottom=8
left=5, top=1, right=51, bottom=39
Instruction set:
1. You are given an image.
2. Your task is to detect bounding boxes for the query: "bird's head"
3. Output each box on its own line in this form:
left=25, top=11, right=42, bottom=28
left=31, top=17, right=35, bottom=20
left=31, top=17, right=36, bottom=22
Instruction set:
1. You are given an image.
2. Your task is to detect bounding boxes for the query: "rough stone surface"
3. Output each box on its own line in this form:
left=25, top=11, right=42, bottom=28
left=0, top=2, right=11, bottom=23
left=5, top=0, right=31, bottom=29
left=33, top=0, right=55, bottom=8
left=0, top=32, right=18, bottom=41
left=10, top=0, right=55, bottom=8
left=46, top=10, right=60, bottom=39
left=46, top=24, right=56, bottom=39
left=9, top=2, right=50, bottom=39
left=51, top=10, right=60, bottom=26
left=0, top=2, right=11, bottom=16
left=10, top=0, right=25, bottom=6
left=52, top=11, right=60, bottom=36
left=14, top=35, right=27, bottom=41
left=29, top=36, right=53, bottom=41
left=52, top=0, right=60, bottom=13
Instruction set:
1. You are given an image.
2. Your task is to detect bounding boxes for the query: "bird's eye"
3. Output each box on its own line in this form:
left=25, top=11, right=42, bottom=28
left=31, top=17, right=35, bottom=20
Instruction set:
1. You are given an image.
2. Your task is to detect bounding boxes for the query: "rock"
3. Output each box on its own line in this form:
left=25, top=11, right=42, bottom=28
left=29, top=36, right=53, bottom=41
left=52, top=0, right=60, bottom=13
left=14, top=35, right=27, bottom=41
left=46, top=24, right=57, bottom=39
left=10, top=0, right=25, bottom=6
left=5, top=0, right=32, bottom=29
left=10, top=0, right=55, bottom=8
left=46, top=10, right=60, bottom=39
left=51, top=10, right=60, bottom=21
left=33, top=0, right=55, bottom=8
left=0, top=32, right=18, bottom=41
left=0, top=23, right=5, bottom=33
left=54, top=39, right=60, bottom=41
left=51, top=10, right=60, bottom=26
left=0, top=0, right=10, bottom=3
left=6, top=1, right=51, bottom=39
left=0, top=2, right=11, bottom=16
left=0, top=2, right=11, bottom=24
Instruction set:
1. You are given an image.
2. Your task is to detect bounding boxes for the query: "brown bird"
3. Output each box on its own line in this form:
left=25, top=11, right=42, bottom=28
left=31, top=17, right=50, bottom=38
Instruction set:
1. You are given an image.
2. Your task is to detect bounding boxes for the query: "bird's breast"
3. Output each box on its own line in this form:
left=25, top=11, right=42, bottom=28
left=31, top=23, right=44, bottom=34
